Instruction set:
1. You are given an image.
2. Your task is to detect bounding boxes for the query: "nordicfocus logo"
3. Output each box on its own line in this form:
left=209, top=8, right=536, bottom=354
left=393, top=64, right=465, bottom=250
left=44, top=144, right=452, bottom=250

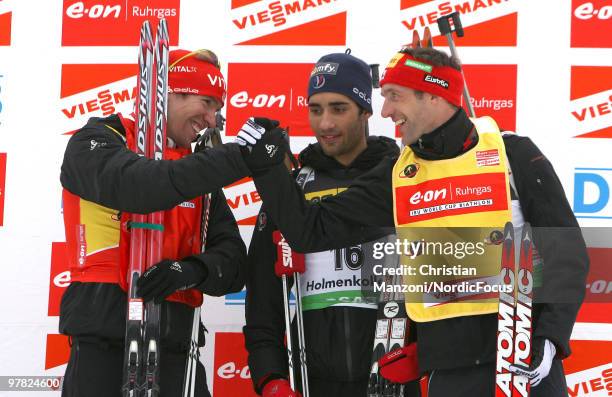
left=62, top=0, right=180, bottom=46
left=399, top=0, right=518, bottom=47
left=230, top=0, right=347, bottom=45
left=352, top=87, right=372, bottom=104
left=424, top=74, right=449, bottom=89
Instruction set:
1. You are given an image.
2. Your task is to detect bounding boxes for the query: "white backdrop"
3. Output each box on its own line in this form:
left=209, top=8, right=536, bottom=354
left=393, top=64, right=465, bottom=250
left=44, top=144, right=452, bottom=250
left=0, top=0, right=611, bottom=396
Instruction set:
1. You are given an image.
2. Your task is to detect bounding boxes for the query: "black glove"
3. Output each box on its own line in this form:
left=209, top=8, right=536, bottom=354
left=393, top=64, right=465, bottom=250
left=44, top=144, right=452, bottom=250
left=137, top=259, right=208, bottom=304
left=235, top=117, right=287, bottom=173
left=235, top=117, right=279, bottom=152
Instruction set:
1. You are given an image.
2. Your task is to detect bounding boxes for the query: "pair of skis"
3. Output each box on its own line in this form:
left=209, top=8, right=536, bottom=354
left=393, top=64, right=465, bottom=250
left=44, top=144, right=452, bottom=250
left=367, top=265, right=409, bottom=397
left=495, top=222, right=534, bottom=397
left=122, top=19, right=169, bottom=397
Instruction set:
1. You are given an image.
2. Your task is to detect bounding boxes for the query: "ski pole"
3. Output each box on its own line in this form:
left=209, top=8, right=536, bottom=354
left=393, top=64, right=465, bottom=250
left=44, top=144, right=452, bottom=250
left=293, top=273, right=310, bottom=397
left=437, top=12, right=476, bottom=117
left=282, top=275, right=297, bottom=390
left=182, top=130, right=215, bottom=397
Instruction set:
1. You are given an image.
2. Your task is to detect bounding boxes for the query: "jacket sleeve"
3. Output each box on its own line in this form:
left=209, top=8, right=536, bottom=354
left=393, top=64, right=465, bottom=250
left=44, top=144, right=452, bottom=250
left=252, top=157, right=397, bottom=253
left=189, top=189, right=247, bottom=296
left=60, top=123, right=249, bottom=214
left=506, top=135, right=589, bottom=358
left=243, top=208, right=289, bottom=393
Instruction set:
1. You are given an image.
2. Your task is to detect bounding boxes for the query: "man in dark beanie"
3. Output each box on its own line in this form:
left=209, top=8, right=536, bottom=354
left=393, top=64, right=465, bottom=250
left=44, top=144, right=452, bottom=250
left=242, top=51, right=420, bottom=397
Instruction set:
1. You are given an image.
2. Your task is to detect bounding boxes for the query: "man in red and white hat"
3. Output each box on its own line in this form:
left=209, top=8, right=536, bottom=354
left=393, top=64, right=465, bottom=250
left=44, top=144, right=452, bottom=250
left=237, top=46, right=588, bottom=397
left=59, top=48, right=261, bottom=397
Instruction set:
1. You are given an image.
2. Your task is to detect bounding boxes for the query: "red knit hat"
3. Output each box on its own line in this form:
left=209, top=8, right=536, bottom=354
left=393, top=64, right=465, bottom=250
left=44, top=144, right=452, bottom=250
left=380, top=52, right=463, bottom=107
left=168, top=49, right=226, bottom=106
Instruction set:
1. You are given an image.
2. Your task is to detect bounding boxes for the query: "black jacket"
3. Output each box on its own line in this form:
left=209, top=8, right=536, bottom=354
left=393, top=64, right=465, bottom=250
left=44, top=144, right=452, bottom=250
left=244, top=137, right=400, bottom=393
left=59, top=114, right=249, bottom=348
left=251, top=109, right=589, bottom=371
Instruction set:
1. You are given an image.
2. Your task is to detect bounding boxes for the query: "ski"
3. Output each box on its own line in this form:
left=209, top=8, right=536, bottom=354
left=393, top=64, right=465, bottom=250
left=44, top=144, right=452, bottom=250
left=367, top=235, right=408, bottom=397
left=122, top=20, right=155, bottom=397
left=495, top=222, right=516, bottom=397
left=512, top=224, right=533, bottom=397
left=140, top=18, right=170, bottom=397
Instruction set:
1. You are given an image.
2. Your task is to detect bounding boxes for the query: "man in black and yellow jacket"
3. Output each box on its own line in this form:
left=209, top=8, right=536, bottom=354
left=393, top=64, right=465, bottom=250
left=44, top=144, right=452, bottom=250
left=235, top=47, right=589, bottom=397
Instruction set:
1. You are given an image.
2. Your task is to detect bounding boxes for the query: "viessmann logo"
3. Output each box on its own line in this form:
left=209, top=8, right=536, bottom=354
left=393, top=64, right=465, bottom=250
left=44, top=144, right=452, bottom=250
left=230, top=0, right=347, bottom=45
left=0, top=0, right=12, bottom=46
left=570, top=66, right=612, bottom=139
left=226, top=63, right=312, bottom=136
left=564, top=340, right=612, bottom=396
left=571, top=0, right=612, bottom=48
left=59, top=64, right=138, bottom=135
left=62, top=0, right=180, bottom=46
left=399, top=0, right=518, bottom=46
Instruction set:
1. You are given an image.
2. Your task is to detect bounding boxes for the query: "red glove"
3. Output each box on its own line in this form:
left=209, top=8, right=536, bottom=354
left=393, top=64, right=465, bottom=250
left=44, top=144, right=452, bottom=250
left=262, top=379, right=302, bottom=397
left=273, top=231, right=305, bottom=277
left=378, top=343, right=420, bottom=383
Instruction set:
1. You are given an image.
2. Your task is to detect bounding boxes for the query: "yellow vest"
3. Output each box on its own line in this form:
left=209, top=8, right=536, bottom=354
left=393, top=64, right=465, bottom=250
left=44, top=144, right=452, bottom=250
left=391, top=116, right=511, bottom=322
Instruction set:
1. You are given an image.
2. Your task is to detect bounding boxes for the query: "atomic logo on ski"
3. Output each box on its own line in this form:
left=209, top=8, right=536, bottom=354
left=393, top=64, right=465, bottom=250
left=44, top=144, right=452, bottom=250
left=495, top=222, right=534, bottom=397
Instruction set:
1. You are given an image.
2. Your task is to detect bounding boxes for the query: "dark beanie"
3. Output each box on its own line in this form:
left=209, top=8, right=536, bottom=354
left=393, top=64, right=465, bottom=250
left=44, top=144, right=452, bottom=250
left=307, top=52, right=373, bottom=113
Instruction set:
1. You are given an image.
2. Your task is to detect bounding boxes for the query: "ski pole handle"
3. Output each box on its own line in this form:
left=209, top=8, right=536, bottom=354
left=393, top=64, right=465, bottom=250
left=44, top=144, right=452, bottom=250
left=437, top=12, right=476, bottom=118
left=370, top=64, right=380, bottom=89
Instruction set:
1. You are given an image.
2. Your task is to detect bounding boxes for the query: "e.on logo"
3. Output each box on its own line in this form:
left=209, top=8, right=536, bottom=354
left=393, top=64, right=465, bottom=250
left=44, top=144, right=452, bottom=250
left=399, top=0, right=519, bottom=47
left=65, top=2, right=121, bottom=18
left=48, top=242, right=70, bottom=316
left=230, top=0, right=347, bottom=45
left=225, top=63, right=313, bottom=136
left=213, top=332, right=257, bottom=396
left=571, top=0, right=612, bottom=48
left=61, top=0, right=180, bottom=46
